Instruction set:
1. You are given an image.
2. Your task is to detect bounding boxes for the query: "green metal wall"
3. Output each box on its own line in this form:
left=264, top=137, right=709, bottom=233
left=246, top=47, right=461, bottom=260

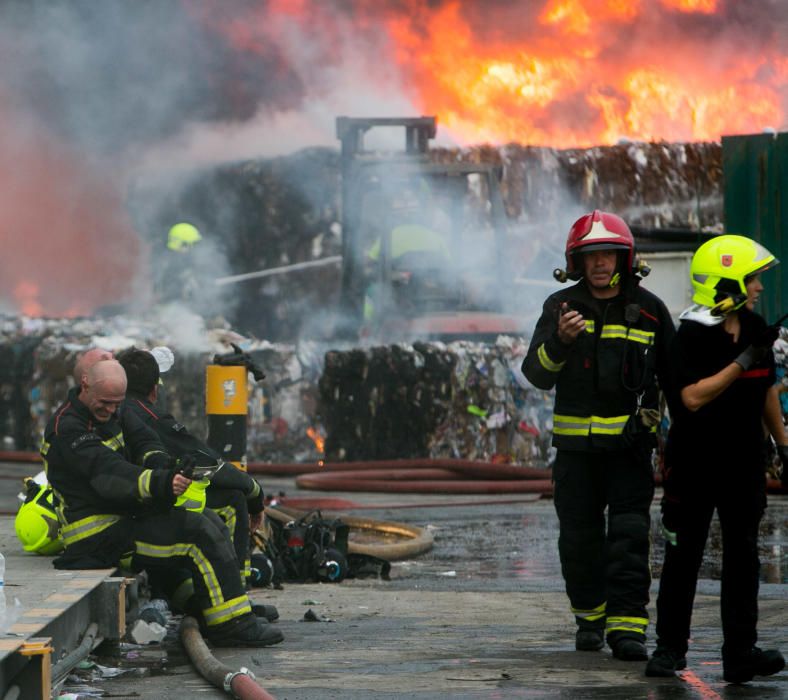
left=722, top=132, right=788, bottom=323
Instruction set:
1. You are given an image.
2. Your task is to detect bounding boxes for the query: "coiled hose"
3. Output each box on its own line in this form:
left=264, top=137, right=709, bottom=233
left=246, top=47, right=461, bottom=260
left=265, top=503, right=434, bottom=560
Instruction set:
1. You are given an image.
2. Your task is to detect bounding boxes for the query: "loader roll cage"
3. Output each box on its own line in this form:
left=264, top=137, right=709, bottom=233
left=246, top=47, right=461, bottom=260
left=335, top=116, right=515, bottom=337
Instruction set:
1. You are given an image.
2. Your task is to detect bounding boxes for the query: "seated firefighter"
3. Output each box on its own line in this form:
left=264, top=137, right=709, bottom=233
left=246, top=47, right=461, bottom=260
left=115, top=347, right=274, bottom=616
left=42, top=359, right=282, bottom=647
left=74, top=348, right=277, bottom=623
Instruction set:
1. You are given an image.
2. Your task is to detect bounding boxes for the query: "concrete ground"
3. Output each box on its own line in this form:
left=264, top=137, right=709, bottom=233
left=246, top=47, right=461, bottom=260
left=1, top=465, right=786, bottom=699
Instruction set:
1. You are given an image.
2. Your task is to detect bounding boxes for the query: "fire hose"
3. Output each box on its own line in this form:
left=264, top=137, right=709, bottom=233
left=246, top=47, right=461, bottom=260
left=51, top=622, right=99, bottom=686
left=180, top=615, right=276, bottom=700
left=247, top=459, right=555, bottom=496
left=1, top=452, right=787, bottom=495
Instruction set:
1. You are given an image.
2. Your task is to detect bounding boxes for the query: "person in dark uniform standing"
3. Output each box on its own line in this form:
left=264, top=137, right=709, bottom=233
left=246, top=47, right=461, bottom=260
left=43, top=359, right=282, bottom=647
left=522, top=210, right=674, bottom=660
left=646, top=234, right=785, bottom=683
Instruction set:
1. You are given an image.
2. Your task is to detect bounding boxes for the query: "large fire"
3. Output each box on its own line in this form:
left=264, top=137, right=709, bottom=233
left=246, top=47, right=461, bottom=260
left=198, top=0, right=786, bottom=147
left=1, top=1, right=784, bottom=317
left=0, top=102, right=142, bottom=318
left=385, top=0, right=785, bottom=145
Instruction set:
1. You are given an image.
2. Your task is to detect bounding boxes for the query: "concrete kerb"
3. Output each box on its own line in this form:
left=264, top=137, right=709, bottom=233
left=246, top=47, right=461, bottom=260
left=0, top=517, right=126, bottom=698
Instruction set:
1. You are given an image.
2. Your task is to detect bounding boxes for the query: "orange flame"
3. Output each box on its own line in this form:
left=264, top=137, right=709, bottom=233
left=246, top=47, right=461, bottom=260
left=0, top=102, right=141, bottom=317
left=306, top=426, right=325, bottom=454
left=13, top=281, right=43, bottom=317
left=195, top=0, right=786, bottom=147
left=386, top=1, right=786, bottom=146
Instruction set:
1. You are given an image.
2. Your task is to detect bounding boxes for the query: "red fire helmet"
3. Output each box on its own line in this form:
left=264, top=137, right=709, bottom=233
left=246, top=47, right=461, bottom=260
left=564, top=210, right=635, bottom=276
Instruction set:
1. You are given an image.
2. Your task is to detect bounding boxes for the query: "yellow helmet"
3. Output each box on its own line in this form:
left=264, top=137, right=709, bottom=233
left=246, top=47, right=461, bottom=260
left=175, top=479, right=209, bottom=513
left=690, top=234, right=778, bottom=314
left=167, top=222, right=202, bottom=251
left=15, top=481, right=64, bottom=556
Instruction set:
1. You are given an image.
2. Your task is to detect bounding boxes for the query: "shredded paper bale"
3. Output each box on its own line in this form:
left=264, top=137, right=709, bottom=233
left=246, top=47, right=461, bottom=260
left=318, top=337, right=555, bottom=466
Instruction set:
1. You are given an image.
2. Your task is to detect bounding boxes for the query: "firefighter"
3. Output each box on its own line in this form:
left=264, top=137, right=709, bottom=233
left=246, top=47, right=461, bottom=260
left=43, top=359, right=282, bottom=647
left=14, top=347, right=116, bottom=556
left=167, top=222, right=202, bottom=252
left=73, top=347, right=113, bottom=383
left=156, top=222, right=203, bottom=305
left=645, top=235, right=785, bottom=682
left=114, top=347, right=277, bottom=622
left=361, top=185, right=452, bottom=324
left=522, top=210, right=675, bottom=660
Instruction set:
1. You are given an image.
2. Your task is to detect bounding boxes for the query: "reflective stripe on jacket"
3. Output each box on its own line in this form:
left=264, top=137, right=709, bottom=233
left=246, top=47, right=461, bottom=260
left=521, top=279, right=674, bottom=451
left=42, top=387, right=173, bottom=557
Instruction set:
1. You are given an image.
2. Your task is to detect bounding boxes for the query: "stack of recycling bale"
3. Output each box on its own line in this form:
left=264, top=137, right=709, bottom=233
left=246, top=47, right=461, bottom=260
left=318, top=343, right=455, bottom=461
left=317, top=337, right=556, bottom=467
left=0, top=314, right=326, bottom=463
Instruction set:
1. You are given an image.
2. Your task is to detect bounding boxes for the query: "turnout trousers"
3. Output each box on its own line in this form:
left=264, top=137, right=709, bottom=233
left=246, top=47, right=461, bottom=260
left=207, top=487, right=251, bottom=584
left=553, top=448, right=654, bottom=644
left=128, top=508, right=251, bottom=629
left=655, top=468, right=765, bottom=660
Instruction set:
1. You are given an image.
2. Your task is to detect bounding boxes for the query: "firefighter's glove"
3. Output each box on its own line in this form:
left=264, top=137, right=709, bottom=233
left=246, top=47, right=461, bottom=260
left=149, top=468, right=179, bottom=504
left=246, top=481, right=265, bottom=515
left=172, top=453, right=197, bottom=479
left=777, top=445, right=788, bottom=487
left=734, top=344, right=769, bottom=371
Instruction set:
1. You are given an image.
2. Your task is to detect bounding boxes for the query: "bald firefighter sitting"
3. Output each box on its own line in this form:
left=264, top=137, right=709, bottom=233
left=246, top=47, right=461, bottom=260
left=42, top=359, right=282, bottom=647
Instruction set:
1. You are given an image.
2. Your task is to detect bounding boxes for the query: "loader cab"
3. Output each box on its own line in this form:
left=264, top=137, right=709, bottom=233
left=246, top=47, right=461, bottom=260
left=336, top=116, right=522, bottom=342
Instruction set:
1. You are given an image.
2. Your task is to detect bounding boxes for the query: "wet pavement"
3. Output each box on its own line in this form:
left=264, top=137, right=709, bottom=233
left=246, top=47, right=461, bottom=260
left=1, top=464, right=786, bottom=698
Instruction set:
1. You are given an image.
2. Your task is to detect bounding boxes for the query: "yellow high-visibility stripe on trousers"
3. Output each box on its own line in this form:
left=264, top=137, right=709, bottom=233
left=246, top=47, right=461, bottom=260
left=134, top=540, right=223, bottom=607
left=606, top=615, right=648, bottom=636
left=203, top=595, right=252, bottom=627
left=572, top=602, right=606, bottom=624
left=212, top=504, right=244, bottom=584
left=61, top=514, right=122, bottom=546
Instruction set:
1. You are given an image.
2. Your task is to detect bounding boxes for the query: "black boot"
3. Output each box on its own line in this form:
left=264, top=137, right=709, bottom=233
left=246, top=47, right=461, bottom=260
left=611, top=637, right=648, bottom=661
left=723, top=647, right=785, bottom=684
left=251, top=603, right=280, bottom=622
left=645, top=645, right=687, bottom=677
left=207, top=614, right=284, bottom=648
left=576, top=628, right=604, bottom=651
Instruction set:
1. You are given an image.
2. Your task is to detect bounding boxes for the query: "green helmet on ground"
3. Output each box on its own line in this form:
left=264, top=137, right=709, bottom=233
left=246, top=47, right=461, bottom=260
left=15, top=481, right=64, bottom=556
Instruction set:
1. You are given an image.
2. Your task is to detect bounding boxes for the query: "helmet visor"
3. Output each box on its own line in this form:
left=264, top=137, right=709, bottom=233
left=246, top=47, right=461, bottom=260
left=576, top=243, right=630, bottom=254
left=744, top=257, right=780, bottom=283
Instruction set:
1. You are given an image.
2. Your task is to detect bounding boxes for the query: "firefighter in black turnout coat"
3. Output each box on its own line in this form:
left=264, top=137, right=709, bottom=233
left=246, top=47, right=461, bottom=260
left=42, top=359, right=282, bottom=647
left=522, top=210, right=674, bottom=660
left=115, top=348, right=269, bottom=597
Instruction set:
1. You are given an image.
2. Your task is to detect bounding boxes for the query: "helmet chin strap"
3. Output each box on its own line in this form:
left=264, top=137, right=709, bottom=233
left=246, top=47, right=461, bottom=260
left=609, top=271, right=621, bottom=288
left=710, top=294, right=747, bottom=317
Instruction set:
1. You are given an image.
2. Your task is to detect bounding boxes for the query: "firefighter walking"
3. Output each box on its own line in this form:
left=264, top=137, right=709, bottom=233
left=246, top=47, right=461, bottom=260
left=522, top=210, right=674, bottom=660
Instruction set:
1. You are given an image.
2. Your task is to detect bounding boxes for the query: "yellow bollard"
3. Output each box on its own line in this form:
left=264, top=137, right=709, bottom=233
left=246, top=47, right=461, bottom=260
left=205, top=365, right=248, bottom=472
